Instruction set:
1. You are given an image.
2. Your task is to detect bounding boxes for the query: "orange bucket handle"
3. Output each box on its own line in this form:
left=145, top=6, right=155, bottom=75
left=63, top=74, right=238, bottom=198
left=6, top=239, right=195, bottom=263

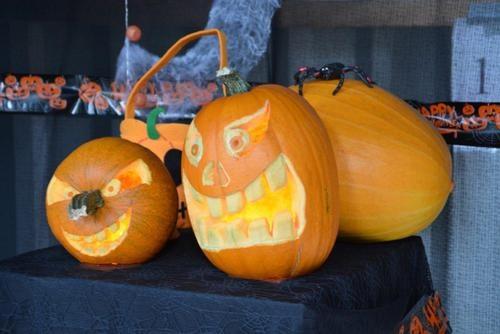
left=124, top=28, right=228, bottom=119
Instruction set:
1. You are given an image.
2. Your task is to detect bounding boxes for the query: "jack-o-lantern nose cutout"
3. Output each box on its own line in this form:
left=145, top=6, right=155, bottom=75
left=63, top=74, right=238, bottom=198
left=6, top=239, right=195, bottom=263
left=46, top=138, right=178, bottom=265
left=201, top=161, right=230, bottom=187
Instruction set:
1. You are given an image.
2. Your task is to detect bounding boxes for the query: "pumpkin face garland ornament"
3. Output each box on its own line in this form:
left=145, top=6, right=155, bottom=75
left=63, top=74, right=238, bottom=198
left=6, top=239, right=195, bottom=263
left=182, top=71, right=340, bottom=280
left=46, top=137, right=178, bottom=264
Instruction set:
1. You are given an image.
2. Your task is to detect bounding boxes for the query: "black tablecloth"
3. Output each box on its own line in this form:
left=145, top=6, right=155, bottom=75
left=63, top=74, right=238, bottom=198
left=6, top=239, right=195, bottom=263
left=0, top=231, right=432, bottom=333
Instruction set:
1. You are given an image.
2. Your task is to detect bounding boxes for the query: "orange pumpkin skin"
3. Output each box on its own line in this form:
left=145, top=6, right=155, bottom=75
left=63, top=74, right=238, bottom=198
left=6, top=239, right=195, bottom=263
left=46, top=137, right=178, bottom=264
left=182, top=84, right=339, bottom=280
left=290, top=79, right=453, bottom=241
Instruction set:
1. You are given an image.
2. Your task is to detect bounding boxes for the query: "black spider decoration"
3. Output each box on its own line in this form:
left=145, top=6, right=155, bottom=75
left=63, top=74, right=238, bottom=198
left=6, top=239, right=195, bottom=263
left=293, top=63, right=375, bottom=96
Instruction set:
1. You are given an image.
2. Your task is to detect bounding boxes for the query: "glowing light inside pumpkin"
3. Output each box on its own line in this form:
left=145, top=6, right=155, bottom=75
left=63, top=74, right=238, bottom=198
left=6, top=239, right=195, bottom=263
left=62, top=208, right=132, bottom=256
left=183, top=154, right=306, bottom=251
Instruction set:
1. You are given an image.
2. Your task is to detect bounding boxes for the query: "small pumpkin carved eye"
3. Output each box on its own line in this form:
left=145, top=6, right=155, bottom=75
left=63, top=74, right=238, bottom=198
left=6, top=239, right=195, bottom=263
left=224, top=129, right=249, bottom=157
left=185, top=122, right=203, bottom=167
left=101, top=179, right=121, bottom=197
left=46, top=176, right=80, bottom=205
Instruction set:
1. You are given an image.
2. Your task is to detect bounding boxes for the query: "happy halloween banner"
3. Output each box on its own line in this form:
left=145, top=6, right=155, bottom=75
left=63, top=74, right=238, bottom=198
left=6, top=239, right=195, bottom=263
left=1, top=74, right=499, bottom=147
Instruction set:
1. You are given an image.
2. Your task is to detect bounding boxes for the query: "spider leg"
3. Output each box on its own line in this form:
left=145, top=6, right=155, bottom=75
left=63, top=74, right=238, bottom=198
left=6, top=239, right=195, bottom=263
left=351, top=66, right=375, bottom=88
left=332, top=73, right=345, bottom=95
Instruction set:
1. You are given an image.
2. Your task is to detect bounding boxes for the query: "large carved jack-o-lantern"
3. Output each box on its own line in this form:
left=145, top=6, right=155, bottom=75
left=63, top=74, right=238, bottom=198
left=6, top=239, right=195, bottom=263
left=182, top=77, right=339, bottom=281
left=46, top=137, right=178, bottom=264
left=122, top=29, right=227, bottom=230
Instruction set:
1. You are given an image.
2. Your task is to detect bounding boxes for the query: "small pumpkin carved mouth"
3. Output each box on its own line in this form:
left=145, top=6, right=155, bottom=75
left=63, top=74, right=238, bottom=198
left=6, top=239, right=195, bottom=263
left=62, top=209, right=132, bottom=256
left=183, top=154, right=306, bottom=251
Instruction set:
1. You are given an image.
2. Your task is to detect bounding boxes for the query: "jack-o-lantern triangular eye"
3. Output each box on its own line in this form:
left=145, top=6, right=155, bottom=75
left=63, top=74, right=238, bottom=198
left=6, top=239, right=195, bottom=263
left=102, top=159, right=152, bottom=197
left=46, top=177, right=80, bottom=205
left=224, top=100, right=271, bottom=157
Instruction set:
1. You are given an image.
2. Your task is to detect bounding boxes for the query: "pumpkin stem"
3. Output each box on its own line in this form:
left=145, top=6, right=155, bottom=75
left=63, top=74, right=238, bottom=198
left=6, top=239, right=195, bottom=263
left=68, top=190, right=104, bottom=221
left=216, top=68, right=251, bottom=96
left=146, top=107, right=165, bottom=140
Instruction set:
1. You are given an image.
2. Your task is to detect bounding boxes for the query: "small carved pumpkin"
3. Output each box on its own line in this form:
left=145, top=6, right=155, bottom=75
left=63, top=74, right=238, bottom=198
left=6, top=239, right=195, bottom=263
left=4, top=74, right=17, bottom=86
left=36, top=83, right=61, bottom=100
left=49, top=97, right=67, bottom=110
left=6, top=85, right=30, bottom=100
left=20, top=75, right=43, bottom=91
left=46, top=137, right=178, bottom=264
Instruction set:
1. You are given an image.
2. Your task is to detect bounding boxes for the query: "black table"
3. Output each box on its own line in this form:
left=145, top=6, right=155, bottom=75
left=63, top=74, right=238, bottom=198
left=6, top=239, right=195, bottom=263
left=0, top=230, right=432, bottom=333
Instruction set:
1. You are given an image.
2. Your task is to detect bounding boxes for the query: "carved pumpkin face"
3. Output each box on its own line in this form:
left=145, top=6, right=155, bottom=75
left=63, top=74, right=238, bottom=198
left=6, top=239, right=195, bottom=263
left=20, top=75, right=43, bottom=91
left=49, top=97, right=67, bottom=110
left=6, top=86, right=30, bottom=100
left=46, top=137, right=178, bottom=264
left=182, top=84, right=339, bottom=280
left=36, top=83, right=61, bottom=100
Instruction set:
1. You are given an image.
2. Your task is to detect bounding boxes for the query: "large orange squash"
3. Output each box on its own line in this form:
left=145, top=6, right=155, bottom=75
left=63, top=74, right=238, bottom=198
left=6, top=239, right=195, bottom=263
left=290, top=79, right=453, bottom=241
left=46, top=137, right=178, bottom=264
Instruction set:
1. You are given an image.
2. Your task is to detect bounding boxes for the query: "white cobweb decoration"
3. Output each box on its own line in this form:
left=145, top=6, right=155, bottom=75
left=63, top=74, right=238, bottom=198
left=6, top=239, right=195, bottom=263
left=115, top=0, right=281, bottom=119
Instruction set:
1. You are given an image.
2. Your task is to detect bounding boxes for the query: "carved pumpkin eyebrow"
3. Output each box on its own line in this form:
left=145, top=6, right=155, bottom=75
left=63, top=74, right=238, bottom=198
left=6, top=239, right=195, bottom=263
left=115, top=159, right=152, bottom=189
left=224, top=100, right=270, bottom=143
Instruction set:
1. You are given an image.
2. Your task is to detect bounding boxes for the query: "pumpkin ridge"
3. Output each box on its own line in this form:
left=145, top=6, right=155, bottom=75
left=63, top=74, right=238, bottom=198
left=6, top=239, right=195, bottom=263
left=315, top=98, right=451, bottom=177
left=305, top=80, right=448, bottom=163
left=308, top=87, right=450, bottom=170
left=339, top=87, right=450, bottom=168
left=326, top=116, right=451, bottom=182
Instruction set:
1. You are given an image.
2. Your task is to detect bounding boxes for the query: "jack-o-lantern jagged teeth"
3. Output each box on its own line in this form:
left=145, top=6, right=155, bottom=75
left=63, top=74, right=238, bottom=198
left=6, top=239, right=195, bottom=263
left=207, top=197, right=223, bottom=218
left=272, top=211, right=295, bottom=240
left=226, top=219, right=247, bottom=247
left=264, top=155, right=287, bottom=191
left=184, top=153, right=307, bottom=250
left=248, top=218, right=272, bottom=242
left=226, top=192, right=244, bottom=213
left=96, top=230, right=106, bottom=241
left=207, top=224, right=225, bottom=248
left=191, top=186, right=203, bottom=203
left=62, top=210, right=131, bottom=257
left=84, top=235, right=95, bottom=243
left=244, top=177, right=265, bottom=202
